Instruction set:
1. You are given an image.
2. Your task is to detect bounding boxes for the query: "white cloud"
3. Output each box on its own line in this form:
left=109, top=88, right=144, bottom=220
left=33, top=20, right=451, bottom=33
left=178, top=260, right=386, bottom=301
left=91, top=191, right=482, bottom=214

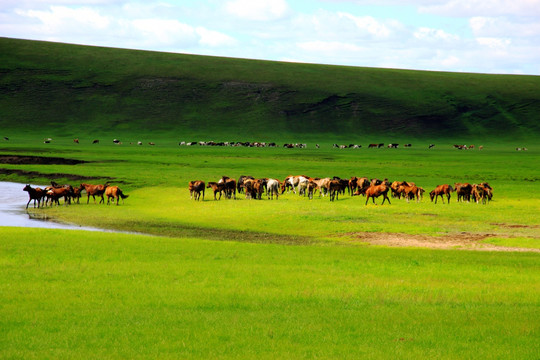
left=196, top=27, right=237, bottom=47
left=419, top=0, right=540, bottom=17
left=224, top=0, right=291, bottom=21
left=414, top=27, right=460, bottom=42
left=16, top=6, right=111, bottom=33
left=130, top=19, right=198, bottom=47
left=470, top=16, right=540, bottom=38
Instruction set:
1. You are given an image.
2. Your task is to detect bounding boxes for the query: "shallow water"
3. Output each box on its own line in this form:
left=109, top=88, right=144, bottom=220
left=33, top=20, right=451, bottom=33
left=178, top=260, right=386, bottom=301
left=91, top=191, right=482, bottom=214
left=0, top=181, right=114, bottom=231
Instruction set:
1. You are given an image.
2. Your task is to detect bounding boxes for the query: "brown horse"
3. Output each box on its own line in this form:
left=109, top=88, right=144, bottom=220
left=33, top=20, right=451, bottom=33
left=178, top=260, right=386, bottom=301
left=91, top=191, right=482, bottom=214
left=46, top=186, right=72, bottom=206
left=207, top=182, right=225, bottom=200
left=23, top=184, right=45, bottom=209
left=105, top=186, right=129, bottom=205
left=454, top=183, right=472, bottom=202
left=365, top=181, right=391, bottom=205
left=189, top=181, right=205, bottom=201
left=81, top=183, right=108, bottom=204
left=430, top=184, right=454, bottom=204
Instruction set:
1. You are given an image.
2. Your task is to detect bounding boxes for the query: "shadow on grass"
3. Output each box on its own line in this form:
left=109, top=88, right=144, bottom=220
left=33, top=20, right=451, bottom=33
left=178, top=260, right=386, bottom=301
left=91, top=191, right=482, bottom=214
left=118, top=220, right=322, bottom=246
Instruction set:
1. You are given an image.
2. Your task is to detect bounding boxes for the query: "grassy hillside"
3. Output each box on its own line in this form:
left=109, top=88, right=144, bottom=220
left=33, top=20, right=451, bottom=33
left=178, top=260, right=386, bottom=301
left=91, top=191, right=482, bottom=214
left=1, top=37, right=539, bottom=141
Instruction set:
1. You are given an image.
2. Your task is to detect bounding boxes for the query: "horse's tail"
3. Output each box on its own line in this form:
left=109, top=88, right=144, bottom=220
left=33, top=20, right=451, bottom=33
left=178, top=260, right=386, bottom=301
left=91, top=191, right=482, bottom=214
left=118, top=188, right=129, bottom=199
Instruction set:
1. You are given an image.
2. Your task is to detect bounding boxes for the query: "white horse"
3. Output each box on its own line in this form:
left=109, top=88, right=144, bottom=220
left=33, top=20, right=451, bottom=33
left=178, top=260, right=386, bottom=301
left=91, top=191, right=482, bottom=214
left=266, top=179, right=280, bottom=200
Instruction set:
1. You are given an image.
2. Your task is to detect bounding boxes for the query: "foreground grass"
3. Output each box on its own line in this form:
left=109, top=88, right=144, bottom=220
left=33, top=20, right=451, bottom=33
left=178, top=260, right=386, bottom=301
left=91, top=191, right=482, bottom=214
left=1, top=227, right=538, bottom=359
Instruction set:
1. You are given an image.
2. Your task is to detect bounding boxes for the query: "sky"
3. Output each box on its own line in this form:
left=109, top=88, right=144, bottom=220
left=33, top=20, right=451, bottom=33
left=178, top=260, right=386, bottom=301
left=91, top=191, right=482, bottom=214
left=2, top=0, right=540, bottom=75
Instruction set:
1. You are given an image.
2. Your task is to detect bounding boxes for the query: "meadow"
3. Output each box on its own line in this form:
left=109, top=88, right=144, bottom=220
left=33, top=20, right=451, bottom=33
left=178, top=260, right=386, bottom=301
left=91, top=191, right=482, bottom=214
left=1, top=137, right=539, bottom=359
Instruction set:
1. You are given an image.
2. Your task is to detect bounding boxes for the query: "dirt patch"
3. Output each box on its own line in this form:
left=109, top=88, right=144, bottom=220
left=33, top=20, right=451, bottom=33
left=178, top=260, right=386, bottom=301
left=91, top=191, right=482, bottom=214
left=490, top=223, right=540, bottom=229
left=346, top=232, right=540, bottom=252
left=0, top=154, right=87, bottom=165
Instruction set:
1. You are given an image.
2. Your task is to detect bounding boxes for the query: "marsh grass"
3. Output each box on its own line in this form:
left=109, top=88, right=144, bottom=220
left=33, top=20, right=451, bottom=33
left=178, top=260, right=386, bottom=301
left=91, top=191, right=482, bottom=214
left=1, top=228, right=539, bottom=359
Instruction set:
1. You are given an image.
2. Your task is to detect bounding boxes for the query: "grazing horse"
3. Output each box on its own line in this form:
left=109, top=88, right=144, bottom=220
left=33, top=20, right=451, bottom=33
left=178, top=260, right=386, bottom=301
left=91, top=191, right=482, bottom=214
left=430, top=184, right=454, bottom=204
left=105, top=186, right=129, bottom=205
left=237, top=175, right=254, bottom=194
left=81, top=183, right=108, bottom=204
left=189, top=180, right=205, bottom=201
left=23, top=184, right=45, bottom=209
left=365, top=180, right=391, bottom=205
left=352, top=177, right=370, bottom=196
left=454, top=183, right=472, bottom=202
left=400, top=184, right=423, bottom=203
left=312, top=177, right=331, bottom=197
left=328, top=179, right=343, bottom=201
left=266, top=179, right=280, bottom=200
left=207, top=182, right=225, bottom=200
left=222, top=177, right=237, bottom=199
left=471, top=184, right=487, bottom=204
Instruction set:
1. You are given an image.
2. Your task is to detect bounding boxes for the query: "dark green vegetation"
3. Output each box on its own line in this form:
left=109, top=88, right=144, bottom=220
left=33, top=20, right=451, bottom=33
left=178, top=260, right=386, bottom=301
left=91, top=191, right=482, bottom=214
left=1, top=37, right=540, bottom=141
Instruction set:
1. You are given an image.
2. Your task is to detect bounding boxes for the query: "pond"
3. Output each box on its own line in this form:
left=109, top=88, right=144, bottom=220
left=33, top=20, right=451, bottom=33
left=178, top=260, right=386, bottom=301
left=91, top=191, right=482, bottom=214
left=0, top=181, right=116, bottom=232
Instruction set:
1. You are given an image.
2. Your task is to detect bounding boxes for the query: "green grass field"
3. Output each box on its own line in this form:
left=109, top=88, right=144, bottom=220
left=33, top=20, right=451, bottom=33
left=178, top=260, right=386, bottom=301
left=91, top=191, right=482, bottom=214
left=1, top=228, right=539, bottom=359
left=1, top=38, right=539, bottom=359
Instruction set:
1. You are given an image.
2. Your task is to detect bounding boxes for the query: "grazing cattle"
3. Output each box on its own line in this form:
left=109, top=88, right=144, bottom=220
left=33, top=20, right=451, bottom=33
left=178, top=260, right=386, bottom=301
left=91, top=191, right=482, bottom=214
left=430, top=184, right=454, bottom=204
left=403, top=143, right=412, bottom=147
left=207, top=182, right=225, bottom=200
left=148, top=142, right=155, bottom=146
left=113, top=139, right=120, bottom=144
left=316, top=144, right=320, bottom=149
left=368, top=144, right=378, bottom=148
left=454, top=183, right=472, bottom=202
left=105, top=186, right=129, bottom=205
left=189, top=180, right=205, bottom=201
left=3, top=137, right=9, bottom=141
left=479, top=145, right=484, bottom=150
left=429, top=144, right=435, bottom=149
left=81, top=183, right=108, bottom=204
left=92, top=139, right=99, bottom=144
left=43, top=138, right=51, bottom=144
left=266, top=179, right=280, bottom=200
left=388, top=143, right=399, bottom=148
left=73, top=138, right=79, bottom=144
left=23, top=184, right=45, bottom=209
left=365, top=180, right=391, bottom=205
left=137, top=141, right=143, bottom=145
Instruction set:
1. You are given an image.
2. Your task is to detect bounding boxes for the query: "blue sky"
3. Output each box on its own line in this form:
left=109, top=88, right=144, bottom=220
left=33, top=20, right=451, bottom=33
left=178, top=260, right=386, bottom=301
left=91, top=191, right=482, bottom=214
left=2, top=0, right=539, bottom=75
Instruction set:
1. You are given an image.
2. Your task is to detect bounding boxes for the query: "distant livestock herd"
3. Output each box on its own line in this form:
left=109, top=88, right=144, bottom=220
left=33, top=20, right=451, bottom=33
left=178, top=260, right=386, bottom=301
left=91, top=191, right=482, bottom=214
left=1, top=137, right=530, bottom=151
left=189, top=176, right=493, bottom=205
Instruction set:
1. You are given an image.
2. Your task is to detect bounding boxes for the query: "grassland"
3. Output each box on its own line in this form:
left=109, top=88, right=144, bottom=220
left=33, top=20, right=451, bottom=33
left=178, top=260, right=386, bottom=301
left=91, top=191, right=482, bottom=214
left=1, top=38, right=539, bottom=359
left=1, top=227, right=539, bottom=359
left=1, top=37, right=540, bottom=141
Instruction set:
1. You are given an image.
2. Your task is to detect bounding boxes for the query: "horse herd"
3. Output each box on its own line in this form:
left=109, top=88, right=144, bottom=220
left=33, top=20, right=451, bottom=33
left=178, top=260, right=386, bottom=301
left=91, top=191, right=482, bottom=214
left=189, top=176, right=494, bottom=205
left=22, top=182, right=128, bottom=209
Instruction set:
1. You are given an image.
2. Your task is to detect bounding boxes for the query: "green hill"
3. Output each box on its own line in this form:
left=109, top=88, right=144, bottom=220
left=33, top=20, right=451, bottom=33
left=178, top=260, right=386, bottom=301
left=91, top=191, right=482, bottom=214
left=1, top=37, right=539, bottom=141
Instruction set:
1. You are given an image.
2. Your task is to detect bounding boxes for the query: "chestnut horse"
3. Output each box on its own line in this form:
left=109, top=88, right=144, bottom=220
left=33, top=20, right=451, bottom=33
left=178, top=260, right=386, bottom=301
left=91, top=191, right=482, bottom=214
left=430, top=184, right=454, bottom=204
left=207, top=182, right=225, bottom=200
left=105, top=186, right=129, bottom=205
left=81, top=183, right=108, bottom=204
left=365, top=181, right=391, bottom=205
